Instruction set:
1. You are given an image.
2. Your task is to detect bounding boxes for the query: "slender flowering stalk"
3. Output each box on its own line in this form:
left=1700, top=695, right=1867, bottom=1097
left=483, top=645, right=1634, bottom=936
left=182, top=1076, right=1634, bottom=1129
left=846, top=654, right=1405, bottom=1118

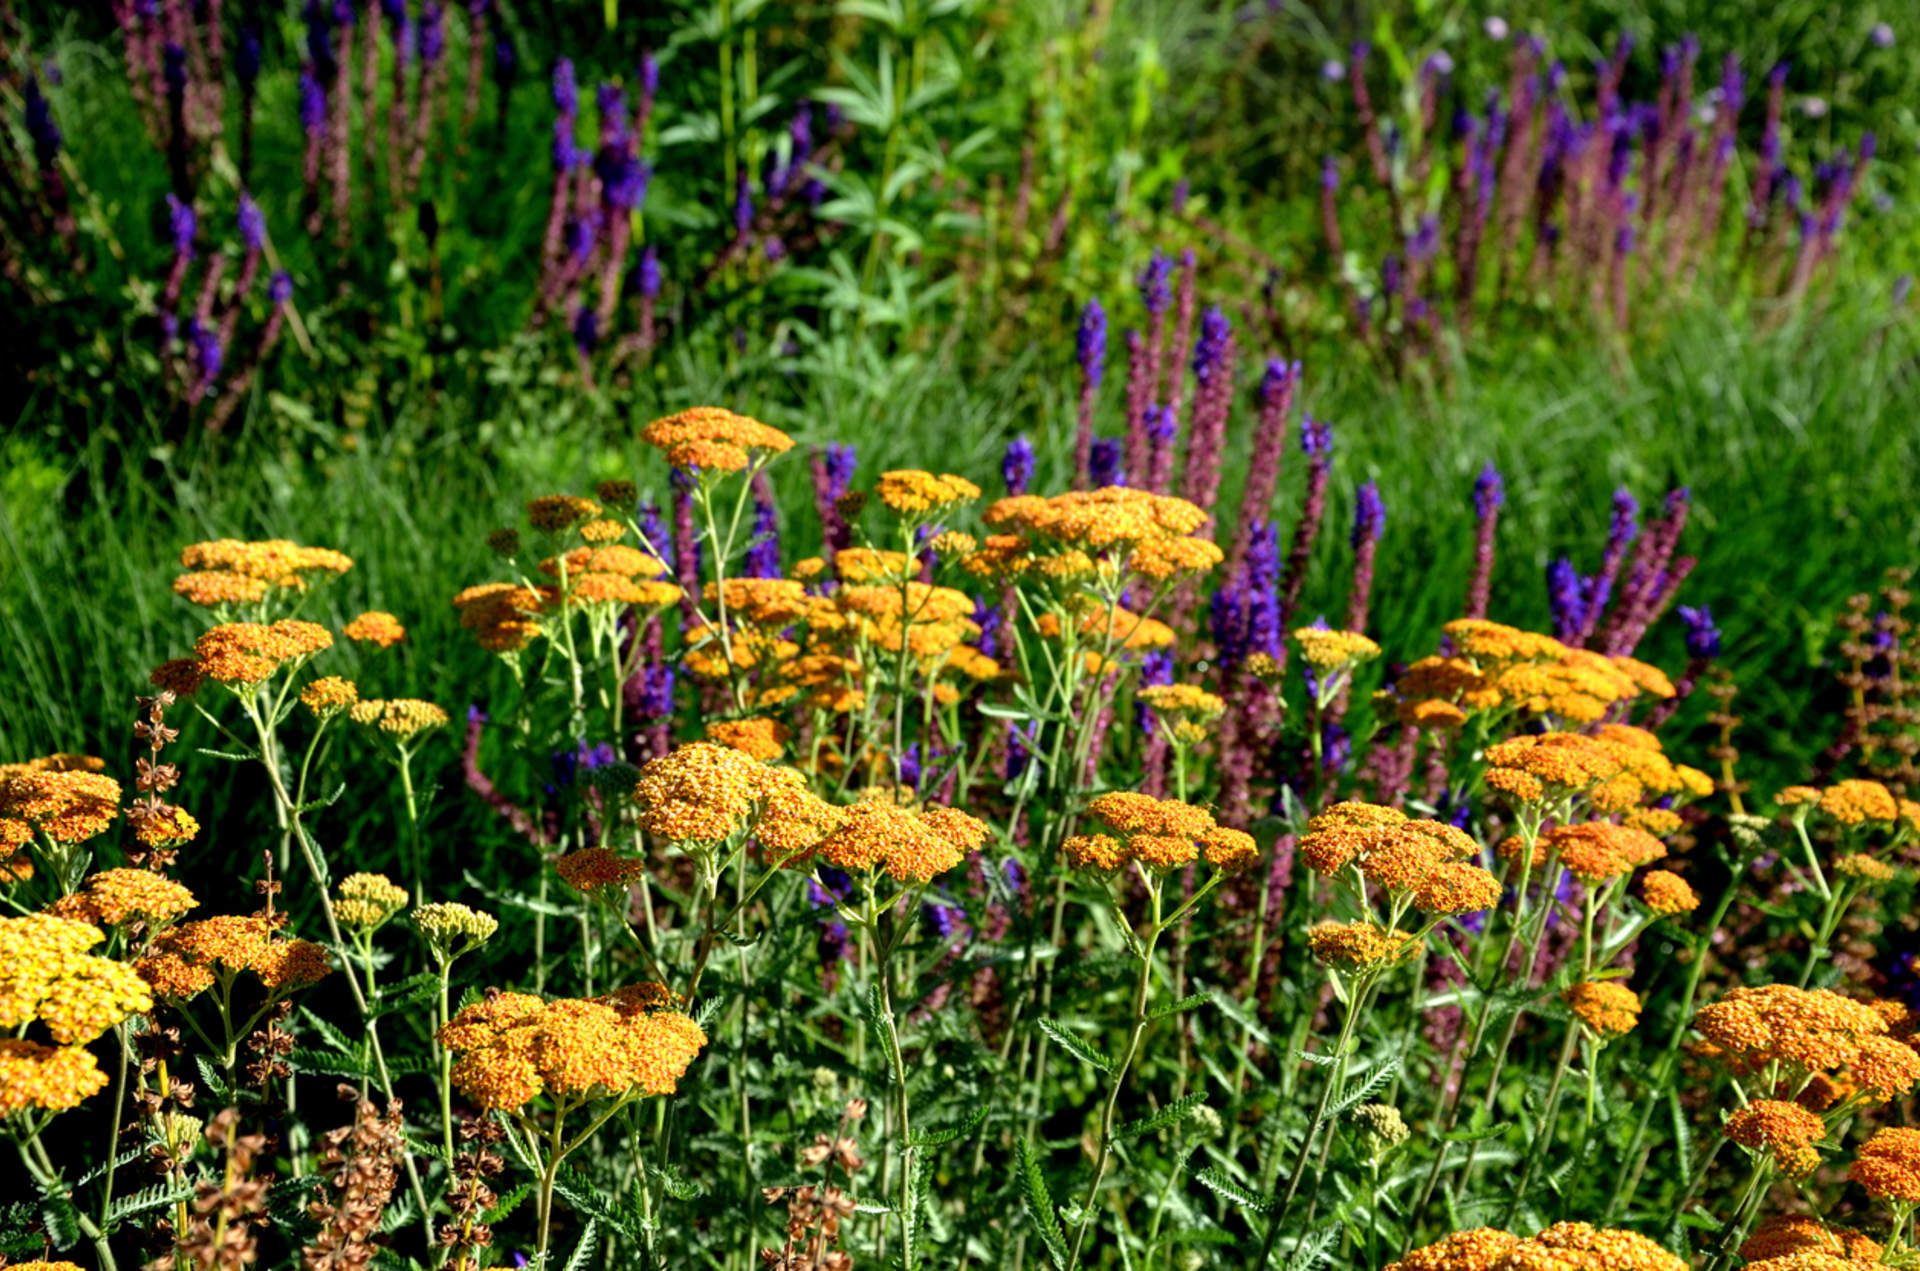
left=1345, top=480, right=1384, bottom=633
left=1074, top=298, right=1106, bottom=489
left=1230, top=359, right=1299, bottom=573
left=1178, top=306, right=1236, bottom=521
left=1464, top=462, right=1504, bottom=618
left=1001, top=434, right=1035, bottom=496
left=1277, top=415, right=1334, bottom=646
left=1163, top=250, right=1198, bottom=429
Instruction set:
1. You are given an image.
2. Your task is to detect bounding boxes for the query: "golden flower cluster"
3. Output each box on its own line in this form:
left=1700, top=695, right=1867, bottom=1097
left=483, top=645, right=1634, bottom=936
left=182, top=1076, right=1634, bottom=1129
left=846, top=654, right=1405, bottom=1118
left=0, top=1038, right=109, bottom=1114
left=1849, top=1126, right=1920, bottom=1202
left=0, top=914, right=154, bottom=1043
left=630, top=744, right=840, bottom=863
left=640, top=407, right=795, bottom=472
left=1724, top=1099, right=1827, bottom=1159
left=1395, top=1222, right=1687, bottom=1271
left=453, top=582, right=548, bottom=653
left=874, top=470, right=983, bottom=515
left=301, top=676, right=360, bottom=717
left=437, top=988, right=708, bottom=1111
left=1639, top=870, right=1700, bottom=916
left=1070, top=792, right=1259, bottom=875
left=1809, top=780, right=1900, bottom=826
left=1297, top=802, right=1497, bottom=913
left=1482, top=733, right=1626, bottom=808
left=704, top=717, right=792, bottom=761
left=556, top=847, right=650, bottom=894
left=1393, top=620, right=1674, bottom=731
left=136, top=914, right=332, bottom=1001
left=1497, top=1223, right=1687, bottom=1270
left=335, top=873, right=409, bottom=930
left=179, top=619, right=334, bottom=687
left=1833, top=853, right=1897, bottom=885
left=342, top=611, right=406, bottom=648
left=50, top=869, right=197, bottom=928
left=1564, top=981, right=1642, bottom=1038
left=0, top=757, right=122, bottom=845
left=1739, top=1215, right=1882, bottom=1264
left=1693, top=984, right=1920, bottom=1099
left=540, top=544, right=681, bottom=611
left=411, top=903, right=499, bottom=957
left=349, top=698, right=450, bottom=740
left=971, top=487, right=1218, bottom=590
left=1292, top=627, right=1382, bottom=672
left=1306, top=921, right=1418, bottom=971
left=173, top=539, right=352, bottom=609
left=1538, top=822, right=1668, bottom=883
left=1386, top=1227, right=1520, bottom=1271
left=815, top=800, right=989, bottom=885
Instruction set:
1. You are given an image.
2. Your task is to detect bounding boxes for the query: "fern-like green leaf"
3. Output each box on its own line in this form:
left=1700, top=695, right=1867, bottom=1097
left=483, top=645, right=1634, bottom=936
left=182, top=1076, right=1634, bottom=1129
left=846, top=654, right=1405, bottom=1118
left=561, top=1219, right=599, bottom=1271
left=1036, top=1017, right=1113, bottom=1073
left=1017, top=1138, right=1069, bottom=1269
left=1115, top=1092, right=1207, bottom=1141
left=1192, top=1167, right=1273, bottom=1213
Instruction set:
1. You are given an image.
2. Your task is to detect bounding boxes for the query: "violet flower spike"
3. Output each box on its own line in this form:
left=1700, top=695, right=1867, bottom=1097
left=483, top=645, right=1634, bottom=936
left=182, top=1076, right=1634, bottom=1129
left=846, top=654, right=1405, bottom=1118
left=1002, top=434, right=1035, bottom=495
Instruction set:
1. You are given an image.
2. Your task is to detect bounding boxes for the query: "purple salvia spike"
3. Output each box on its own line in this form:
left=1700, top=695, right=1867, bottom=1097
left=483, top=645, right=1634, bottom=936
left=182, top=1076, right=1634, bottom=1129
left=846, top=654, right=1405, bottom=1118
left=1229, top=358, right=1298, bottom=574
left=1345, top=480, right=1385, bottom=633
left=1074, top=296, right=1106, bottom=489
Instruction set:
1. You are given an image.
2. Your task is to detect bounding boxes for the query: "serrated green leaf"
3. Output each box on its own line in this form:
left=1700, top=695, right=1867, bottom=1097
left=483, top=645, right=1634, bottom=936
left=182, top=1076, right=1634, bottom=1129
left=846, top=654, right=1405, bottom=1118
left=1331, top=1056, right=1403, bottom=1117
left=104, top=1183, right=192, bottom=1229
left=561, top=1219, right=598, bottom=1271
left=1149, top=991, right=1213, bottom=1021
left=1036, top=1017, right=1113, bottom=1074
left=1116, top=1092, right=1206, bottom=1141
left=483, top=1182, right=533, bottom=1224
left=1193, top=1167, right=1273, bottom=1213
left=865, top=983, right=902, bottom=1080
left=908, top=1104, right=987, bottom=1149
left=1017, top=1138, right=1069, bottom=1269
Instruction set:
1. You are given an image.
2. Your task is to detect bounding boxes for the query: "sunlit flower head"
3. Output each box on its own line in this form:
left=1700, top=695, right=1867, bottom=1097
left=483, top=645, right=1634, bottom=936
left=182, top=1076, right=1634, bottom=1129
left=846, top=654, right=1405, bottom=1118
left=342, top=611, right=406, bottom=648
left=1639, top=870, right=1699, bottom=916
left=349, top=698, right=451, bottom=741
left=1725, top=1099, right=1826, bottom=1157
left=1564, top=981, right=1641, bottom=1038
left=0, top=1039, right=109, bottom=1114
left=438, top=990, right=707, bottom=1111
left=335, top=873, right=409, bottom=930
left=50, top=870, right=197, bottom=929
left=0, top=914, right=154, bottom=1043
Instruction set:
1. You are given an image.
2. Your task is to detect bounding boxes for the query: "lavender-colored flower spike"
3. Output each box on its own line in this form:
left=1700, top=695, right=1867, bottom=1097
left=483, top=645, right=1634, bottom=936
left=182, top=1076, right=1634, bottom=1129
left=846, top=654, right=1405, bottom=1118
left=551, top=117, right=578, bottom=172
left=168, top=194, right=197, bottom=255
left=299, top=67, right=327, bottom=134
left=1473, top=461, right=1505, bottom=517
left=1138, top=249, right=1172, bottom=317
left=640, top=51, right=660, bottom=98
left=571, top=306, right=598, bottom=354
left=734, top=171, right=754, bottom=236
left=1077, top=297, right=1107, bottom=390
left=1350, top=480, right=1385, bottom=548
left=552, top=57, right=577, bottom=116
left=269, top=271, right=294, bottom=304
left=1191, top=305, right=1231, bottom=383
left=824, top=444, right=857, bottom=499
left=1677, top=604, right=1721, bottom=659
left=1300, top=414, right=1333, bottom=457
left=635, top=245, right=662, bottom=300
left=238, top=194, right=266, bottom=251
left=1089, top=438, right=1124, bottom=488
left=1002, top=434, right=1035, bottom=495
left=1547, top=555, right=1586, bottom=640
left=745, top=491, right=781, bottom=579
left=1346, top=480, right=1385, bottom=632
left=417, top=2, right=444, bottom=64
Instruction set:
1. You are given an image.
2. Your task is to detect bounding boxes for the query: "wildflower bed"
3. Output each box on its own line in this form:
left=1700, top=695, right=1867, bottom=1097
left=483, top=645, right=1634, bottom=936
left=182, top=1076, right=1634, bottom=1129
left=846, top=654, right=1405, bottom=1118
left=3, top=399, right=1916, bottom=1271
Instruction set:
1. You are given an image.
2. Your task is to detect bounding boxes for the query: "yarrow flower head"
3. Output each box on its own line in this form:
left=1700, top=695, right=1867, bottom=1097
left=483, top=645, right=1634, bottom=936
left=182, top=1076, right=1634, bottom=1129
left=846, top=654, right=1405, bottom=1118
left=1640, top=869, right=1700, bottom=916
left=137, top=914, right=332, bottom=1001
left=411, top=902, right=499, bottom=962
left=0, top=1039, right=109, bottom=1114
left=342, top=611, right=406, bottom=648
left=437, top=988, right=707, bottom=1111
left=640, top=407, right=794, bottom=474
left=1849, top=1127, right=1920, bottom=1202
left=301, top=676, right=359, bottom=718
left=49, top=870, right=197, bottom=929
left=335, top=873, right=409, bottom=931
left=1564, top=980, right=1642, bottom=1038
left=350, top=698, right=451, bottom=742
left=0, top=914, right=155, bottom=1043
left=1725, top=1099, right=1827, bottom=1158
